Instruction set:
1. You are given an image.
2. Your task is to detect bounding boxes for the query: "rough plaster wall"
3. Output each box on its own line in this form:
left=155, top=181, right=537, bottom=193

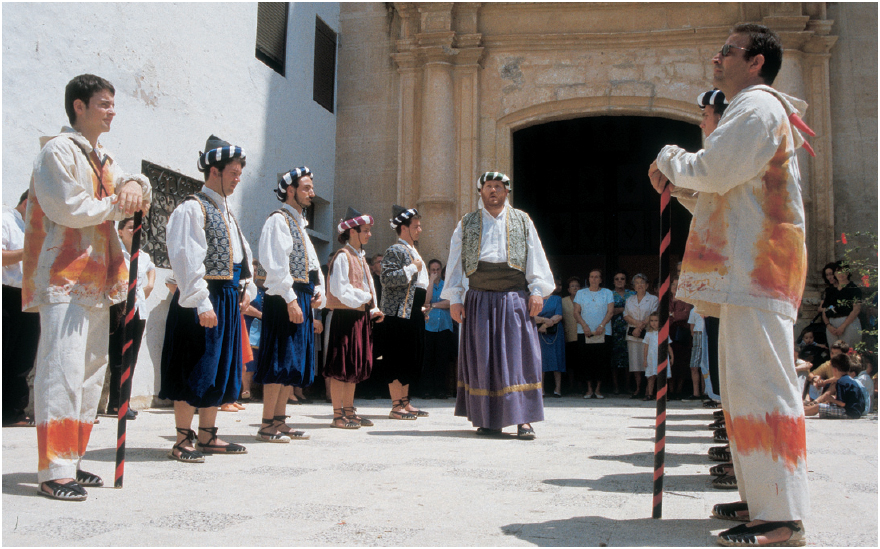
left=2, top=2, right=339, bottom=404
left=827, top=2, right=879, bottom=259
left=333, top=3, right=400, bottom=259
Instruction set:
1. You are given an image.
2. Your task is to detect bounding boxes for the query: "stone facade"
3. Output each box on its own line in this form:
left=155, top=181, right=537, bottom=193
left=334, top=2, right=877, bottom=314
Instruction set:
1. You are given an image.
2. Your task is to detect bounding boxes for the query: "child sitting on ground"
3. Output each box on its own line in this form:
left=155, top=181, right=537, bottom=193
left=806, top=340, right=849, bottom=401
left=643, top=313, right=673, bottom=401
left=804, top=353, right=865, bottom=419
left=797, top=330, right=829, bottom=370
left=850, top=353, right=873, bottom=416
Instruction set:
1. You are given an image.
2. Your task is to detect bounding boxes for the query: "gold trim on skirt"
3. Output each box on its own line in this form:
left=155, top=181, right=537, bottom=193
left=457, top=381, right=542, bottom=397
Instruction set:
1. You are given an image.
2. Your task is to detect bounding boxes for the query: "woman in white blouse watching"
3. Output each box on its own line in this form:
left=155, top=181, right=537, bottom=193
left=624, top=273, right=658, bottom=398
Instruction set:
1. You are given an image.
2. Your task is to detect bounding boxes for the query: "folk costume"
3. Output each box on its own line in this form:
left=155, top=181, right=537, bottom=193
left=23, top=126, right=152, bottom=486
left=656, top=86, right=813, bottom=522
left=441, top=172, right=555, bottom=431
left=380, top=205, right=428, bottom=387
left=159, top=136, right=256, bottom=410
left=323, top=207, right=380, bottom=384
left=256, top=167, right=326, bottom=388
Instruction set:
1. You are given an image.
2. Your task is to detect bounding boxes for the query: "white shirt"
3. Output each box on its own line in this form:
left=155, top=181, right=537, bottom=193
left=441, top=207, right=555, bottom=304
left=2, top=205, right=25, bottom=287
left=624, top=292, right=659, bottom=343
left=398, top=238, right=428, bottom=290
left=258, top=203, right=326, bottom=308
left=121, top=244, right=156, bottom=320
left=328, top=244, right=380, bottom=314
left=166, top=185, right=256, bottom=314
left=687, top=307, right=705, bottom=333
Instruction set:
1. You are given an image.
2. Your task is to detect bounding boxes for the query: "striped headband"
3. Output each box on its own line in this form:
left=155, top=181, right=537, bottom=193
left=477, top=171, right=510, bottom=189
left=275, top=166, right=312, bottom=202
left=697, top=89, right=728, bottom=108
left=390, top=208, right=418, bottom=230
left=198, top=145, right=245, bottom=172
left=338, top=214, right=374, bottom=234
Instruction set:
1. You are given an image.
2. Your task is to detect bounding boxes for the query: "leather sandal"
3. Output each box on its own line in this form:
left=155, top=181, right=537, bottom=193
left=476, top=427, right=503, bottom=436
left=709, top=463, right=734, bottom=477
left=712, top=473, right=738, bottom=489
left=342, top=407, right=373, bottom=427
left=517, top=424, right=536, bottom=440
left=196, top=426, right=247, bottom=454
left=331, top=408, right=360, bottom=429
left=256, top=418, right=291, bottom=443
left=708, top=445, right=731, bottom=462
left=717, top=520, right=805, bottom=547
left=75, top=469, right=103, bottom=487
left=389, top=400, right=417, bottom=420
left=714, top=427, right=729, bottom=443
left=401, top=397, right=428, bottom=417
left=714, top=410, right=726, bottom=419
left=273, top=415, right=310, bottom=439
left=39, top=480, right=87, bottom=501
left=168, top=428, right=204, bottom=462
left=712, top=501, right=751, bottom=522
left=708, top=419, right=726, bottom=429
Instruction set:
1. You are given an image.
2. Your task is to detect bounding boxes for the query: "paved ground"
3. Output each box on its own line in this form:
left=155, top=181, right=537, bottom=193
left=2, top=395, right=877, bottom=546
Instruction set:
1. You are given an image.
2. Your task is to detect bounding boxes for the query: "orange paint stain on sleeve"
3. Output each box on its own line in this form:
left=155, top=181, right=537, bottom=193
left=36, top=418, right=93, bottom=472
left=750, top=136, right=807, bottom=305
left=728, top=411, right=806, bottom=473
left=21, top=194, right=47, bottom=304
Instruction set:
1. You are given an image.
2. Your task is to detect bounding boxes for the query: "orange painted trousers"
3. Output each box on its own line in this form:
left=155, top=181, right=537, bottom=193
left=719, top=303, right=810, bottom=522
left=35, top=302, right=109, bottom=483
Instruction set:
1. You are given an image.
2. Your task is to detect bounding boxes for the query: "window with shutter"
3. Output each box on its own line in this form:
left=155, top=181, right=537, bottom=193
left=256, top=2, right=288, bottom=76
left=313, top=16, right=336, bottom=113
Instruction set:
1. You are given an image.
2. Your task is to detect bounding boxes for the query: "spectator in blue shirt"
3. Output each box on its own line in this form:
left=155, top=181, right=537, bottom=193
left=804, top=353, right=865, bottom=419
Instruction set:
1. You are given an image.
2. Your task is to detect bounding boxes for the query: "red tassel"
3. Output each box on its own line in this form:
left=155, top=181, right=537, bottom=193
left=789, top=113, right=816, bottom=137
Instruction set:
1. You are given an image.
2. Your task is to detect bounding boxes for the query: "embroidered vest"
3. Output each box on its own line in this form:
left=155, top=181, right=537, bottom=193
left=326, top=246, right=372, bottom=311
left=273, top=208, right=309, bottom=283
left=186, top=192, right=251, bottom=280
left=461, top=207, right=530, bottom=277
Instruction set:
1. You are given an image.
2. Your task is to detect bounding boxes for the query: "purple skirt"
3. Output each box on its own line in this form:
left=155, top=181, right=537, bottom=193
left=455, top=289, right=544, bottom=429
left=323, top=308, right=373, bottom=384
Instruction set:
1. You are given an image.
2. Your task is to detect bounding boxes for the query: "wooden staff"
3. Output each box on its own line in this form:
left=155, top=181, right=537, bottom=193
left=115, top=210, right=142, bottom=488
left=652, top=183, right=671, bottom=519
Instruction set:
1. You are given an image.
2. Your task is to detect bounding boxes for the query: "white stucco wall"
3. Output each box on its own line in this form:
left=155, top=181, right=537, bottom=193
left=2, top=2, right=339, bottom=406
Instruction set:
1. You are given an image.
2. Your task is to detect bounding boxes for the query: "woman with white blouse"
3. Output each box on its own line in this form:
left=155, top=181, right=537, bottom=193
left=572, top=269, right=615, bottom=399
left=623, top=273, right=658, bottom=398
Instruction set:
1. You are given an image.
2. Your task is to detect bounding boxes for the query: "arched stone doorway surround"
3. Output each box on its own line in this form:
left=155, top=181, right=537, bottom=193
left=378, top=2, right=838, bottom=315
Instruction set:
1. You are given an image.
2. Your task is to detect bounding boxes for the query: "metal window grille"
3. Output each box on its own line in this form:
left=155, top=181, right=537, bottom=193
left=256, top=2, right=288, bottom=76
left=313, top=16, right=337, bottom=112
left=141, top=160, right=203, bottom=269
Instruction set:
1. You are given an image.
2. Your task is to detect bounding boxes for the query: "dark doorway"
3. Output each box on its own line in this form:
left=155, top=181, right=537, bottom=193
left=513, top=115, right=702, bottom=288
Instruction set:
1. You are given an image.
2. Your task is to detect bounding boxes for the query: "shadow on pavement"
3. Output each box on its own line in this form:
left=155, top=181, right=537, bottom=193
left=543, top=472, right=718, bottom=493
left=366, top=429, right=485, bottom=438
left=2, top=472, right=41, bottom=498
left=589, top=451, right=717, bottom=468
left=500, top=515, right=720, bottom=546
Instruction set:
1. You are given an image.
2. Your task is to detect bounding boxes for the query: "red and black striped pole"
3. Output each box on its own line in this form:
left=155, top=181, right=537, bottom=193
left=115, top=210, right=142, bottom=488
left=652, top=182, right=672, bottom=518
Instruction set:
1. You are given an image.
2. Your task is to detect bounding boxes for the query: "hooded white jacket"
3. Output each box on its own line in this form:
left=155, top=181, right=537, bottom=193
left=22, top=127, right=151, bottom=311
left=656, top=85, right=810, bottom=321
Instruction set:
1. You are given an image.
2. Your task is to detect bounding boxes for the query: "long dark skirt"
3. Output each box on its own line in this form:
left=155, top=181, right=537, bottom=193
left=381, top=288, right=426, bottom=386
left=323, top=308, right=373, bottom=384
left=581, top=337, right=611, bottom=384
left=421, top=328, right=455, bottom=397
left=254, top=290, right=315, bottom=387
left=455, top=289, right=544, bottom=429
left=159, top=267, right=243, bottom=408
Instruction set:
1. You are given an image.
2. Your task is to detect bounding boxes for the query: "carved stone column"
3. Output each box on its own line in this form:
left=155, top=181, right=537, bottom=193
left=392, top=2, right=483, bottom=262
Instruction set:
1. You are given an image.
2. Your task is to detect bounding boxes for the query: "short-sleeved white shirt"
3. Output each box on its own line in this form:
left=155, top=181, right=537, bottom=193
left=688, top=307, right=705, bottom=333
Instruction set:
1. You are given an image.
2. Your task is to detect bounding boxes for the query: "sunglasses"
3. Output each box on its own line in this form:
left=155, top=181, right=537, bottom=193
left=719, top=44, right=748, bottom=57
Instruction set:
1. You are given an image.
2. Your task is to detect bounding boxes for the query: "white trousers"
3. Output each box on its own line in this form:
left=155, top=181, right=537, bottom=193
left=35, top=302, right=109, bottom=483
left=719, top=304, right=810, bottom=521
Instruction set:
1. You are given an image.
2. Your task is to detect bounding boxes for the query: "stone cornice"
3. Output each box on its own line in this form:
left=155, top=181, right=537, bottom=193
left=481, top=27, right=733, bottom=51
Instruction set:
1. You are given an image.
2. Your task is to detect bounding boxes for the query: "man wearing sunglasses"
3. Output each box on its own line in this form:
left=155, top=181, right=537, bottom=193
left=648, top=24, right=813, bottom=547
